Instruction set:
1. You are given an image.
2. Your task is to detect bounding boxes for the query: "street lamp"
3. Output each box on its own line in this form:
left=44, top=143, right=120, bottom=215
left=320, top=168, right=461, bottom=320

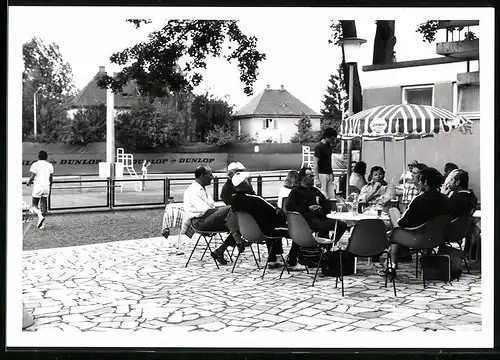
left=33, top=86, right=44, bottom=136
left=338, top=37, right=366, bottom=196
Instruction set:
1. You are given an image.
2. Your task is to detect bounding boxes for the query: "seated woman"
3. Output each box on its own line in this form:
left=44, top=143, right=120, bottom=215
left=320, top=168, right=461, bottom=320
left=358, top=166, right=396, bottom=212
left=277, top=170, right=300, bottom=210
left=349, top=161, right=367, bottom=194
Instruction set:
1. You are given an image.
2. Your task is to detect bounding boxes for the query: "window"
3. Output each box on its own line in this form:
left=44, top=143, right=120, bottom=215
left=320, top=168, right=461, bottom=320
left=402, top=85, right=434, bottom=106
left=263, top=118, right=277, bottom=129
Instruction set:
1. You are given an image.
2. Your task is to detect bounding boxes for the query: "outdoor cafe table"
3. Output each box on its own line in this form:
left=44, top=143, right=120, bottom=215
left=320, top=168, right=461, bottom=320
left=327, top=211, right=390, bottom=222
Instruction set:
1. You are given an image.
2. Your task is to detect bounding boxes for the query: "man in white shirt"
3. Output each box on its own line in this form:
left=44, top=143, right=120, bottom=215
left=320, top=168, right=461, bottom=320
left=26, top=150, right=54, bottom=229
left=183, top=165, right=239, bottom=265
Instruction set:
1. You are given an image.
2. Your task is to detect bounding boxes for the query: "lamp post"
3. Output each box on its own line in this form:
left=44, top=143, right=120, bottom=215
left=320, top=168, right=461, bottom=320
left=106, top=83, right=115, bottom=180
left=33, top=86, right=44, bottom=136
left=338, top=37, right=366, bottom=196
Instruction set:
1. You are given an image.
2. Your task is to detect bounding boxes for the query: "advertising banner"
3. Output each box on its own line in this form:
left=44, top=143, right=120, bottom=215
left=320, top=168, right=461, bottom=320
left=22, top=153, right=228, bottom=176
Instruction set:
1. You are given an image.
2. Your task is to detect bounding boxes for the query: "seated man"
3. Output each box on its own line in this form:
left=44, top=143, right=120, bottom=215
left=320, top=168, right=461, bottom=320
left=401, top=162, right=427, bottom=208
left=448, top=169, right=478, bottom=219
left=286, top=166, right=348, bottom=267
left=441, top=162, right=459, bottom=197
left=230, top=172, right=287, bottom=269
left=386, top=167, right=451, bottom=275
left=220, top=162, right=255, bottom=205
left=183, top=165, right=239, bottom=265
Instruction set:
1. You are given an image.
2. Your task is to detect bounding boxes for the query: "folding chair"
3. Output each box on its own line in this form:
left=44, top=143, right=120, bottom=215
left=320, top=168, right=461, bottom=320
left=444, top=213, right=473, bottom=273
left=233, top=211, right=289, bottom=279
left=390, top=214, right=451, bottom=283
left=284, top=211, right=334, bottom=286
left=185, top=224, right=233, bottom=269
left=342, top=219, right=396, bottom=297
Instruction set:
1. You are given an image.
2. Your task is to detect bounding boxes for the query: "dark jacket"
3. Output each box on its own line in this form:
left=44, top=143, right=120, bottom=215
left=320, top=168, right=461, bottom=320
left=449, top=189, right=478, bottom=219
left=221, top=179, right=255, bottom=205
left=231, top=191, right=285, bottom=236
left=287, top=185, right=332, bottom=222
left=398, top=189, right=451, bottom=229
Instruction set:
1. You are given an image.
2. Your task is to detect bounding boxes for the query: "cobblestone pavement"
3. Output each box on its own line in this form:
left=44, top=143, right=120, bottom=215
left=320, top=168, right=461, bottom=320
left=22, top=234, right=481, bottom=333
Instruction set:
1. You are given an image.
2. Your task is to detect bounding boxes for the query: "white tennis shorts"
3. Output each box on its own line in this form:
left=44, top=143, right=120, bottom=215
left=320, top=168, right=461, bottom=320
left=32, top=186, right=50, bottom=198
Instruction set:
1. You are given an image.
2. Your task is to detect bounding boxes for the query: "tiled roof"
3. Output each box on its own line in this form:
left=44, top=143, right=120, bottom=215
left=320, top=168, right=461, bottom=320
left=71, top=68, right=140, bottom=108
left=233, top=86, right=321, bottom=118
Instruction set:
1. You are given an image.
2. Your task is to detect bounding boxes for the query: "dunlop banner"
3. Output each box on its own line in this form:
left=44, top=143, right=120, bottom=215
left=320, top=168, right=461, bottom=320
left=22, top=153, right=228, bottom=176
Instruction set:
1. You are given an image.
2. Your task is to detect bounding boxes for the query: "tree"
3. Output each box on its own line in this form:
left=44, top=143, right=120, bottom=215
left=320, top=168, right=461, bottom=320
left=416, top=20, right=478, bottom=43
left=23, top=37, right=77, bottom=139
left=191, top=92, right=234, bottom=142
left=114, top=98, right=185, bottom=150
left=205, top=125, right=254, bottom=147
left=290, top=112, right=318, bottom=143
left=97, top=20, right=266, bottom=98
left=320, top=64, right=346, bottom=133
left=58, top=105, right=107, bottom=145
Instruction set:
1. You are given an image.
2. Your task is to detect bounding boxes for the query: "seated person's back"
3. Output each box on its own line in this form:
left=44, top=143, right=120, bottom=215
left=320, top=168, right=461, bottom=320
left=232, top=191, right=285, bottom=236
left=397, top=168, right=451, bottom=229
left=447, top=169, right=478, bottom=219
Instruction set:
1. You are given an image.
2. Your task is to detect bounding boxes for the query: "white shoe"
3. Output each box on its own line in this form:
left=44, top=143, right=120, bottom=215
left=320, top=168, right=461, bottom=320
left=37, top=216, right=45, bottom=229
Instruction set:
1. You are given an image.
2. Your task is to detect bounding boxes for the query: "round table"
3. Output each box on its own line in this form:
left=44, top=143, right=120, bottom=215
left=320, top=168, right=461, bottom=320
left=327, top=211, right=390, bottom=222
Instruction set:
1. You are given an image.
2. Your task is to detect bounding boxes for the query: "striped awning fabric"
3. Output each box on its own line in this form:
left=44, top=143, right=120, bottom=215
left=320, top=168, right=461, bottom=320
left=340, top=104, right=472, bottom=141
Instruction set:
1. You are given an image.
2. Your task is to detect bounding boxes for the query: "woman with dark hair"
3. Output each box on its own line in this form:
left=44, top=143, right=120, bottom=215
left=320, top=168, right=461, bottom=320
left=358, top=166, right=396, bottom=210
left=349, top=161, right=367, bottom=193
left=277, top=170, right=300, bottom=209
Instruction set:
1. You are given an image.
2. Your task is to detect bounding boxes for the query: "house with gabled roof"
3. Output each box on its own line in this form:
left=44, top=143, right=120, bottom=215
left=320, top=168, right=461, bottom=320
left=232, top=85, right=322, bottom=143
left=68, top=66, right=140, bottom=118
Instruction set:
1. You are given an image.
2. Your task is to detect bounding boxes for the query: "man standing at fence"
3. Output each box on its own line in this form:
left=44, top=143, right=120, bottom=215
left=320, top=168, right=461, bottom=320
left=26, top=150, right=54, bottom=229
left=313, top=127, right=338, bottom=199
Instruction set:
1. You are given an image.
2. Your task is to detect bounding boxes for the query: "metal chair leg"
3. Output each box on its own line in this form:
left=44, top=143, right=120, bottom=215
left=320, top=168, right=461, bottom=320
left=202, top=236, right=219, bottom=270
left=312, top=250, right=324, bottom=287
left=280, top=253, right=290, bottom=275
left=261, top=243, right=274, bottom=279
left=249, top=244, right=260, bottom=269
left=231, top=249, right=242, bottom=273
left=185, top=235, right=202, bottom=267
left=415, top=251, right=419, bottom=278
left=340, top=250, right=344, bottom=297
left=458, top=243, right=470, bottom=274
left=387, top=252, right=397, bottom=297
left=257, top=244, right=261, bottom=263
left=200, top=235, right=212, bottom=260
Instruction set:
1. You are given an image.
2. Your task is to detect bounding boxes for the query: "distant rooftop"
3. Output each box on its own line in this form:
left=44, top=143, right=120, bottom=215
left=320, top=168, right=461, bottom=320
left=233, top=85, right=321, bottom=118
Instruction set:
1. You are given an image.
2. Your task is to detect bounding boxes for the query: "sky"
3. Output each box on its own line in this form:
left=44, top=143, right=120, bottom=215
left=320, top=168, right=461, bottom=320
left=9, top=7, right=483, bottom=113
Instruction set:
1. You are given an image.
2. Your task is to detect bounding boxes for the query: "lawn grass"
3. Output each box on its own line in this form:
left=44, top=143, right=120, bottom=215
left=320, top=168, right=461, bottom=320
left=23, top=208, right=168, bottom=251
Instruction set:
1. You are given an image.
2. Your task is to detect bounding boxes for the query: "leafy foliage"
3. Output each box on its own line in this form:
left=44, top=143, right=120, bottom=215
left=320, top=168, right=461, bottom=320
left=321, top=64, right=346, bottom=133
left=205, top=125, right=254, bottom=147
left=114, top=98, right=185, bottom=150
left=58, top=105, right=107, bottom=145
left=416, top=20, right=439, bottom=43
left=22, top=37, right=77, bottom=139
left=191, top=92, right=234, bottom=142
left=97, top=20, right=266, bottom=98
left=328, top=21, right=343, bottom=46
left=290, top=112, right=319, bottom=143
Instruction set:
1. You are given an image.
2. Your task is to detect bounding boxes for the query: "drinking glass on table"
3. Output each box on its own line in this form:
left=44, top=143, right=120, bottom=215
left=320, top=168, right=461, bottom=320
left=376, top=204, right=383, bottom=217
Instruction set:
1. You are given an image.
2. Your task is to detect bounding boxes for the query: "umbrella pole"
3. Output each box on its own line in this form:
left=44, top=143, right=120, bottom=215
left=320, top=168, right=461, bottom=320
left=383, top=141, right=386, bottom=168
left=403, top=137, right=407, bottom=188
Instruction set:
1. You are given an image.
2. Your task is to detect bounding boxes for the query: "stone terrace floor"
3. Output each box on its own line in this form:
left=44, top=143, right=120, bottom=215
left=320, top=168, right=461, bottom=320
left=22, top=234, right=482, bottom=333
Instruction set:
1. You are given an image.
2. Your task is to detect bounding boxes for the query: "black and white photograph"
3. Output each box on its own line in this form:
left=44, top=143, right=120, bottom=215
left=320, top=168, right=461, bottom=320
left=6, top=6, right=495, bottom=349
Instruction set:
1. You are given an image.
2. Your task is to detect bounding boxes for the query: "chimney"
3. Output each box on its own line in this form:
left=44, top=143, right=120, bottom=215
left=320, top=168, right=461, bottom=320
left=99, top=66, right=105, bottom=73
left=280, top=85, right=285, bottom=91
left=266, top=84, right=270, bottom=90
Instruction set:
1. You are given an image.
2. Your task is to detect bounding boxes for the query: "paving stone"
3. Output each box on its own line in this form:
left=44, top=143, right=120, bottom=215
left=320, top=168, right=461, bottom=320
left=391, top=320, right=416, bottom=328
left=62, top=314, right=89, bottom=323
left=32, top=306, right=63, bottom=316
left=33, top=316, right=62, bottom=326
left=375, top=325, right=402, bottom=332
left=198, top=321, right=226, bottom=331
left=289, top=316, right=331, bottom=327
left=71, top=322, right=95, bottom=330
left=271, top=321, right=306, bottom=331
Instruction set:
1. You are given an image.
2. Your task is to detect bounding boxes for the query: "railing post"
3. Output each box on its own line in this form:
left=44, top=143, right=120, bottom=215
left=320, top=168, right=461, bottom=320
left=257, top=175, right=263, bottom=196
left=163, top=178, right=168, bottom=204
left=110, top=179, right=114, bottom=210
left=106, top=178, right=110, bottom=209
left=213, top=176, right=219, bottom=201
left=165, top=177, right=171, bottom=200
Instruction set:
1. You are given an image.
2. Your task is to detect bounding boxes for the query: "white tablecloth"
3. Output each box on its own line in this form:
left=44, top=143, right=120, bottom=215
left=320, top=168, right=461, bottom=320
left=327, top=211, right=390, bottom=222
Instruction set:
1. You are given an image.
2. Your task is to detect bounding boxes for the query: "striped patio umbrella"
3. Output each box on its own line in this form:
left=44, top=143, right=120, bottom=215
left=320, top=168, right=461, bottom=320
left=340, top=104, right=471, bottom=141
